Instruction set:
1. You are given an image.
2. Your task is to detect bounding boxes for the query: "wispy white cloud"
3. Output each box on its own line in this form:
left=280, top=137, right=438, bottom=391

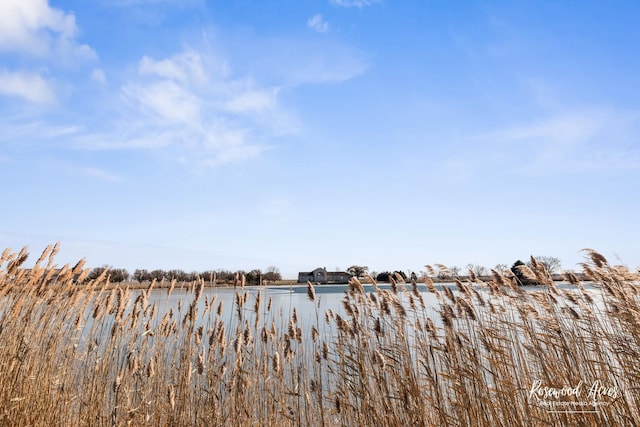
left=91, top=68, right=107, bottom=85
left=488, top=111, right=610, bottom=144
left=478, top=108, right=640, bottom=172
left=138, top=51, right=208, bottom=85
left=234, top=29, right=369, bottom=87
left=103, top=0, right=196, bottom=6
left=0, top=1, right=95, bottom=106
left=264, top=41, right=369, bottom=86
left=104, top=48, right=295, bottom=165
left=225, top=88, right=279, bottom=114
left=0, top=69, right=55, bottom=103
left=330, top=0, right=380, bottom=8
left=0, top=0, right=95, bottom=61
left=1, top=16, right=361, bottom=167
left=124, top=80, right=201, bottom=124
left=307, top=14, right=329, bottom=33
left=0, top=116, right=81, bottom=144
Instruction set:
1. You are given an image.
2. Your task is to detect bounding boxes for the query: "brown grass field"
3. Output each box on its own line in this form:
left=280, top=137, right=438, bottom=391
left=0, top=244, right=639, bottom=426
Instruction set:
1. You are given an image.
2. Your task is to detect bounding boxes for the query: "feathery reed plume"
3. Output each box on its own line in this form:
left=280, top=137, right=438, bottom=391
left=306, top=281, right=316, bottom=302
left=389, top=276, right=398, bottom=294
left=167, top=278, right=176, bottom=297
left=425, top=264, right=436, bottom=277
left=435, top=263, right=450, bottom=278
left=6, top=246, right=29, bottom=274
left=490, top=269, right=506, bottom=287
left=349, top=277, right=364, bottom=293
left=254, top=290, right=262, bottom=313
left=515, top=263, right=537, bottom=282
left=34, top=244, right=53, bottom=268
left=457, top=297, right=476, bottom=321
left=45, top=242, right=60, bottom=270
left=194, top=277, right=204, bottom=303
left=582, top=248, right=609, bottom=268
left=364, top=273, right=377, bottom=286
left=440, top=303, right=456, bottom=328
left=391, top=297, right=407, bottom=318
left=442, top=284, right=456, bottom=303
left=0, top=247, right=12, bottom=264
left=216, top=300, right=224, bottom=316
left=424, top=274, right=441, bottom=298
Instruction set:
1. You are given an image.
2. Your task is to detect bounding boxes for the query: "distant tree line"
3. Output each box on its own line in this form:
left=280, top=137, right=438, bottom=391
left=84, top=265, right=282, bottom=285
left=423, top=255, right=563, bottom=284
left=83, top=255, right=562, bottom=286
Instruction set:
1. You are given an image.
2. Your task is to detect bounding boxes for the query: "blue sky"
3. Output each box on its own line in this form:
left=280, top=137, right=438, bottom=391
left=1, top=0, right=639, bottom=278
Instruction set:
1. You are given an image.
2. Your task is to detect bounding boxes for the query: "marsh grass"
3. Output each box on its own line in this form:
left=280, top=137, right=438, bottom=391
left=0, top=244, right=639, bottom=426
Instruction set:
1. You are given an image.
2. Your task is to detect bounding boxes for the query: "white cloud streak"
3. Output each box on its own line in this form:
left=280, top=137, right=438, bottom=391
left=91, top=68, right=107, bottom=85
left=0, top=69, right=55, bottom=103
left=0, top=9, right=365, bottom=167
left=330, top=0, right=380, bottom=8
left=307, top=14, right=329, bottom=33
left=107, top=48, right=295, bottom=165
left=139, top=52, right=208, bottom=85
left=225, top=89, right=279, bottom=114
left=479, top=108, right=640, bottom=172
left=0, top=0, right=95, bottom=60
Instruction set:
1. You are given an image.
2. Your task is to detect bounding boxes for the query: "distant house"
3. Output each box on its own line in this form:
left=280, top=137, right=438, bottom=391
left=298, top=267, right=351, bottom=284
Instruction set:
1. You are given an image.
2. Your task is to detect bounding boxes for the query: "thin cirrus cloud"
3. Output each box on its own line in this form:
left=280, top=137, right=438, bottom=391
left=330, top=0, right=380, bottom=8
left=307, top=14, right=329, bottom=33
left=68, top=38, right=366, bottom=165
left=0, top=69, right=56, bottom=104
left=75, top=38, right=366, bottom=164
left=0, top=0, right=369, bottom=168
left=253, top=38, right=370, bottom=86
left=112, top=48, right=292, bottom=165
left=477, top=108, right=640, bottom=171
left=91, top=69, right=107, bottom=85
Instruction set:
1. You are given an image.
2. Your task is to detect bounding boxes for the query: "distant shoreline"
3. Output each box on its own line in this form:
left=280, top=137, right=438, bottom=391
left=99, top=273, right=580, bottom=290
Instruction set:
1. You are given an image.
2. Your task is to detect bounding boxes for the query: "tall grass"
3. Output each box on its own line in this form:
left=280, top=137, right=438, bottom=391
left=0, top=244, right=638, bottom=426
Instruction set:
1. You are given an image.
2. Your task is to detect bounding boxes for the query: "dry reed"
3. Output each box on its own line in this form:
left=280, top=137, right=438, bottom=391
left=0, top=247, right=638, bottom=426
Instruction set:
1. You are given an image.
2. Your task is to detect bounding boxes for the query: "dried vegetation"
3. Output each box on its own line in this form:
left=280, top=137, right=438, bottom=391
left=0, top=244, right=639, bottom=426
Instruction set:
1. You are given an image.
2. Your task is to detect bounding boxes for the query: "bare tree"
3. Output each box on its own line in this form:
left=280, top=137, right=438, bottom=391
left=466, top=264, right=487, bottom=277
left=528, top=256, right=562, bottom=274
left=494, top=264, right=509, bottom=274
left=86, top=266, right=109, bottom=282
left=87, top=266, right=128, bottom=282
left=263, top=266, right=281, bottom=282
left=133, top=269, right=149, bottom=282
left=449, top=266, right=461, bottom=278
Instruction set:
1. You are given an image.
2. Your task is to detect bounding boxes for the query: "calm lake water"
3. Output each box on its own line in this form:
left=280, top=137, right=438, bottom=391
left=138, top=281, right=589, bottom=334
left=145, top=282, right=443, bottom=330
